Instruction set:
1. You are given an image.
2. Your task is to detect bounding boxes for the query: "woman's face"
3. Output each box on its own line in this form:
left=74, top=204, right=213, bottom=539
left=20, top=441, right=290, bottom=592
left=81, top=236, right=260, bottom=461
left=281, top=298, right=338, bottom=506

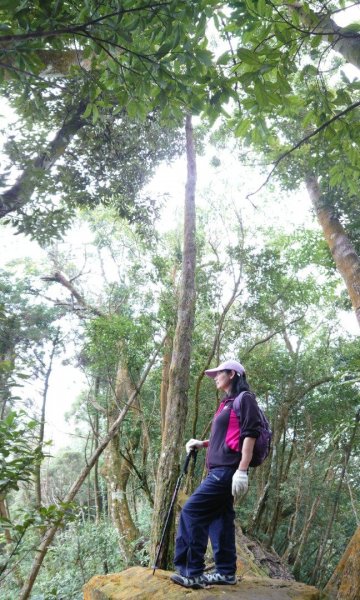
left=214, top=370, right=234, bottom=393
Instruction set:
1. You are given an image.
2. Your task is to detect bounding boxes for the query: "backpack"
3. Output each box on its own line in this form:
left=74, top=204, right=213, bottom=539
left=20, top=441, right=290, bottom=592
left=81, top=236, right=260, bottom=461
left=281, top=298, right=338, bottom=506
left=232, top=392, right=272, bottom=467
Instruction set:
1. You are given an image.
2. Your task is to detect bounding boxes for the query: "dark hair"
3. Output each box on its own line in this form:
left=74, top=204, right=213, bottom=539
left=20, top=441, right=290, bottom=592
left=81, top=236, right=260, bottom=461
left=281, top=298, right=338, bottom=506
left=225, top=370, right=250, bottom=396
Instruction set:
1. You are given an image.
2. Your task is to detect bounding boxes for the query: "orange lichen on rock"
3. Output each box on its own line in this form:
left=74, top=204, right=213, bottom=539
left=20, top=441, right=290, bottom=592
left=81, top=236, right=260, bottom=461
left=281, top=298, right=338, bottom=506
left=83, top=566, right=320, bottom=600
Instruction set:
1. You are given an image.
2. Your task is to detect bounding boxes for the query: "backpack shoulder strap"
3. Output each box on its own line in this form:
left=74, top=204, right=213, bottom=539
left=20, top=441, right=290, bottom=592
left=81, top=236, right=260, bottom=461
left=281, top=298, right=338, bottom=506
left=232, top=391, right=249, bottom=417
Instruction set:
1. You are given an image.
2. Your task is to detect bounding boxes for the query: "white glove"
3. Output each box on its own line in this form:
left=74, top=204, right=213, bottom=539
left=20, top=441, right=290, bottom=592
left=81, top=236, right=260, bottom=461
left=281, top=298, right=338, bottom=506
left=232, top=470, right=248, bottom=498
left=185, top=439, right=204, bottom=454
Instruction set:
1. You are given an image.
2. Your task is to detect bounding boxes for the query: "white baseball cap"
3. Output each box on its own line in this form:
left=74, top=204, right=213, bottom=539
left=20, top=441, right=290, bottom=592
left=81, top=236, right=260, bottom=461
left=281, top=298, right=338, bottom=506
left=205, top=359, right=245, bottom=378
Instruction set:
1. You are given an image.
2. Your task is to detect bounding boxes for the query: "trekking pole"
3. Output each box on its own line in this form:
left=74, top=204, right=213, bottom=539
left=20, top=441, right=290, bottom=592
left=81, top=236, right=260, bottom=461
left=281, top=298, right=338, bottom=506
left=152, top=449, right=197, bottom=575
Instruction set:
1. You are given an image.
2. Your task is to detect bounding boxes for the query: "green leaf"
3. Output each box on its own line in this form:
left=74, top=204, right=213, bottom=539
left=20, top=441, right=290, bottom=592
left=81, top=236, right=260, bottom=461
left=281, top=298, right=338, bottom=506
left=92, top=104, right=99, bottom=124
left=157, top=42, right=173, bottom=58
left=216, top=51, right=230, bottom=66
left=127, top=99, right=139, bottom=118
left=254, top=80, right=267, bottom=106
left=257, top=0, right=267, bottom=17
left=302, top=111, right=315, bottom=129
left=235, top=118, right=252, bottom=137
left=237, top=48, right=261, bottom=66
left=276, top=72, right=292, bottom=94
left=82, top=103, right=93, bottom=119
left=342, top=22, right=360, bottom=33
left=196, top=48, right=213, bottom=67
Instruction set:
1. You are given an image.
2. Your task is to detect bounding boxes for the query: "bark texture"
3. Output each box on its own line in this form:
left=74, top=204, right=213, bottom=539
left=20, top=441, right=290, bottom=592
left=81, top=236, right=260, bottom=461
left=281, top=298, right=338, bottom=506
left=150, top=114, right=197, bottom=568
left=324, top=525, right=360, bottom=600
left=0, top=48, right=90, bottom=79
left=105, top=362, right=141, bottom=562
left=306, top=175, right=360, bottom=326
left=0, top=100, right=86, bottom=218
left=159, top=334, right=172, bottom=435
left=290, top=6, right=360, bottom=70
left=35, top=332, right=59, bottom=508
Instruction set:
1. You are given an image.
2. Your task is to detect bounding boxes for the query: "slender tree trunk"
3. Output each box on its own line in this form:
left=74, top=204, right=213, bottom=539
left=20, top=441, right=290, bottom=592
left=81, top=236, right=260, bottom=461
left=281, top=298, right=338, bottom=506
left=0, top=348, right=15, bottom=419
left=107, top=430, right=141, bottom=562
left=306, top=175, right=360, bottom=326
left=160, top=334, right=172, bottom=435
left=282, top=432, right=314, bottom=563
left=35, top=333, right=59, bottom=508
left=251, top=403, right=287, bottom=538
left=104, top=362, right=142, bottom=562
left=282, top=461, right=305, bottom=563
left=267, top=426, right=297, bottom=547
left=0, top=496, right=11, bottom=544
left=150, top=114, right=197, bottom=569
left=0, top=496, right=24, bottom=588
left=93, top=403, right=102, bottom=524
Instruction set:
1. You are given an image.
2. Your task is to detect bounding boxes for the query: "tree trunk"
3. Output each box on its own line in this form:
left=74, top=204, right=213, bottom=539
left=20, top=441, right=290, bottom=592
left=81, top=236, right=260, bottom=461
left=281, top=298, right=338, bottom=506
left=150, top=114, right=197, bottom=569
left=266, top=426, right=297, bottom=547
left=250, top=375, right=332, bottom=539
left=93, top=405, right=103, bottom=524
left=0, top=100, right=86, bottom=218
left=107, top=429, right=141, bottom=562
left=35, top=332, right=59, bottom=508
left=105, top=362, right=141, bottom=562
left=290, top=6, right=360, bottom=70
left=324, top=526, right=360, bottom=600
left=306, top=174, right=360, bottom=326
left=160, top=334, right=172, bottom=435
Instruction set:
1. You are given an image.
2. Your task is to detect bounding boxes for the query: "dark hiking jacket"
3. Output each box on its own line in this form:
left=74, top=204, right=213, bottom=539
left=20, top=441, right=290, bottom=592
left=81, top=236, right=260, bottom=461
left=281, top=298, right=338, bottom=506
left=205, top=392, right=262, bottom=469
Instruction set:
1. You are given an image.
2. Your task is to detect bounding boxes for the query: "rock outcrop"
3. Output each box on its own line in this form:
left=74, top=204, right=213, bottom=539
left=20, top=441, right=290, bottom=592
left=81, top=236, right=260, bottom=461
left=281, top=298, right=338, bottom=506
left=83, top=566, right=320, bottom=599
left=233, top=524, right=294, bottom=580
left=83, top=522, right=306, bottom=599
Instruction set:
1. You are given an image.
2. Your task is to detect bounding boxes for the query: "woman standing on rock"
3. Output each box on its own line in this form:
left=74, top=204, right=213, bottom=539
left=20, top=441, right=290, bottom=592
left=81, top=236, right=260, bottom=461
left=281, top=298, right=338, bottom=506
left=171, top=359, right=262, bottom=590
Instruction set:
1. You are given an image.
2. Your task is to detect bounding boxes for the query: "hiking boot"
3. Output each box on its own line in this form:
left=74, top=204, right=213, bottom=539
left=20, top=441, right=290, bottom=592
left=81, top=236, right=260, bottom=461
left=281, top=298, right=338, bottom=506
left=202, top=571, right=237, bottom=585
left=170, top=573, right=208, bottom=589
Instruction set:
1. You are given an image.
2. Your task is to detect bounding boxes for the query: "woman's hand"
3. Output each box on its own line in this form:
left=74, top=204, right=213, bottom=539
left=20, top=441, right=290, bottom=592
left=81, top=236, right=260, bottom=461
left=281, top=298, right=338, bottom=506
left=185, top=439, right=204, bottom=454
left=232, top=470, right=248, bottom=498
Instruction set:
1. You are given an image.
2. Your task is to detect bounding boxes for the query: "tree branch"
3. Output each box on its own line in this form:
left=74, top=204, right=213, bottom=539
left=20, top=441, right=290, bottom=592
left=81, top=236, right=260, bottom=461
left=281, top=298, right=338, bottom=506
left=294, top=376, right=333, bottom=401
left=0, top=99, right=87, bottom=218
left=0, top=4, right=170, bottom=43
left=41, top=271, right=104, bottom=318
left=243, top=315, right=305, bottom=356
left=247, top=99, right=360, bottom=200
